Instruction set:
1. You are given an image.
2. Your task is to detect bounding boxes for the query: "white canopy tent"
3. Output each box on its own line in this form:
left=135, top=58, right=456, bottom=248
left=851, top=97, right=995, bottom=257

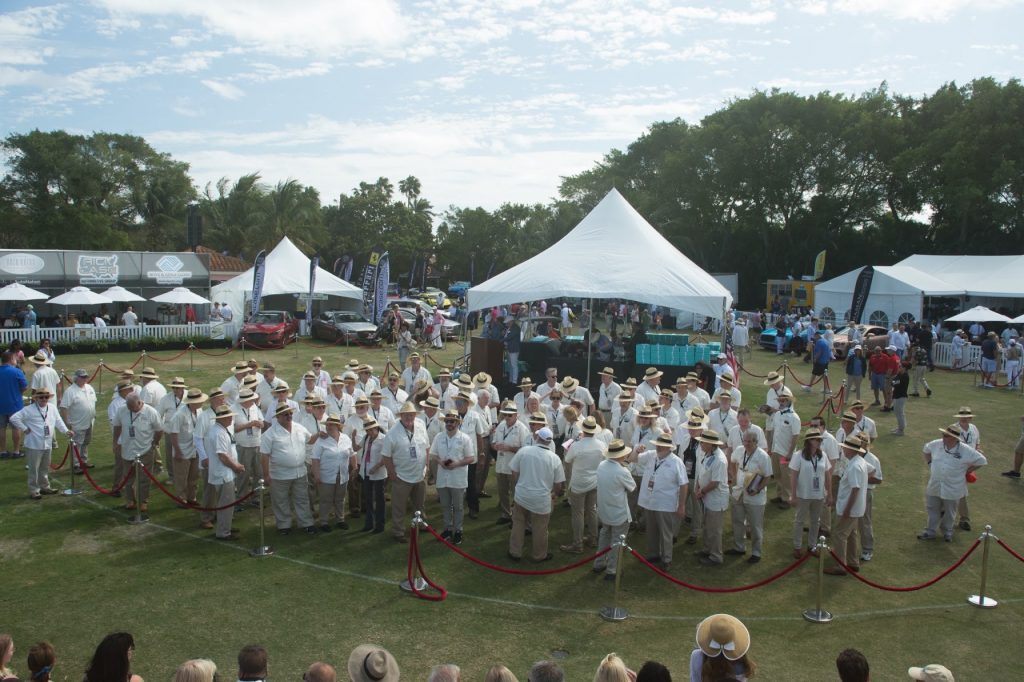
left=467, top=189, right=732, bottom=318
left=813, top=265, right=963, bottom=328
left=212, top=237, right=362, bottom=319
left=945, top=306, right=1011, bottom=323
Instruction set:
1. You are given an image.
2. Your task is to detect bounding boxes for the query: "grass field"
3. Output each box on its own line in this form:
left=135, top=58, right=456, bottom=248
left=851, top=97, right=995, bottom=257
left=2, top=338, right=1023, bottom=682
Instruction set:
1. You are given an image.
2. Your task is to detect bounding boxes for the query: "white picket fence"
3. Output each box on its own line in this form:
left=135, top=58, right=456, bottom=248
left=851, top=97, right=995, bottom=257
left=0, top=322, right=240, bottom=346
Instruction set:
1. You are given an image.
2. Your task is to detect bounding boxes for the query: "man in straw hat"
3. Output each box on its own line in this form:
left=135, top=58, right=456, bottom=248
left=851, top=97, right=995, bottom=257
left=672, top=375, right=700, bottom=417
left=262, top=381, right=297, bottom=427
left=28, top=351, right=58, bottom=399
left=60, top=368, right=97, bottom=474
left=295, top=370, right=327, bottom=405
left=559, top=375, right=594, bottom=417
left=454, top=390, right=487, bottom=518
left=766, top=387, right=800, bottom=508
left=309, top=356, right=330, bottom=391
left=260, top=402, right=317, bottom=535
left=112, top=393, right=163, bottom=512
left=156, top=377, right=187, bottom=477
left=326, top=374, right=356, bottom=422
left=638, top=430, right=689, bottom=569
left=858, top=434, right=883, bottom=562
left=107, top=379, right=137, bottom=494
left=204, top=404, right=246, bottom=540
left=355, top=364, right=380, bottom=397
left=233, top=388, right=264, bottom=504
left=707, top=391, right=738, bottom=441
left=381, top=401, right=430, bottom=542
left=788, top=428, right=831, bottom=557
left=694, top=429, right=730, bottom=566
left=432, top=368, right=459, bottom=411
left=560, top=415, right=607, bottom=553
left=401, top=352, right=432, bottom=395
left=430, top=409, right=475, bottom=544
left=381, top=372, right=409, bottom=415
left=221, top=361, right=250, bottom=405
left=138, top=367, right=166, bottom=411
left=196, top=389, right=234, bottom=528
left=312, top=414, right=355, bottom=531
left=514, top=377, right=539, bottom=416
left=355, top=417, right=387, bottom=533
left=686, top=371, right=711, bottom=411
left=592, top=439, right=637, bottom=579
left=636, top=367, right=663, bottom=405
left=508, top=426, right=565, bottom=562
left=848, top=399, right=877, bottom=443
left=347, top=644, right=399, bottom=682
left=492, top=401, right=532, bottom=524
left=690, top=613, right=754, bottom=680
left=825, top=435, right=871, bottom=575
left=11, top=388, right=71, bottom=499
left=918, top=424, right=987, bottom=542
left=726, top=429, right=773, bottom=563
left=168, top=387, right=207, bottom=505
left=596, top=367, right=621, bottom=423
left=714, top=372, right=742, bottom=409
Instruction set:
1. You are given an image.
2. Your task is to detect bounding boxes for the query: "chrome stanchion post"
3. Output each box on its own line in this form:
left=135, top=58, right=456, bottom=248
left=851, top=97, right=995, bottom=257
left=63, top=443, right=82, bottom=496
left=599, top=534, right=629, bottom=622
left=128, top=457, right=149, bottom=524
left=250, top=479, right=275, bottom=557
left=803, top=536, right=833, bottom=623
left=189, top=343, right=195, bottom=372
left=968, top=525, right=998, bottom=608
left=98, top=358, right=104, bottom=396
left=400, top=510, right=428, bottom=592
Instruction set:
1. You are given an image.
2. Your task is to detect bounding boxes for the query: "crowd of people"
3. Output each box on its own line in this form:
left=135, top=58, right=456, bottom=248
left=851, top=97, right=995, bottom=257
left=0, top=620, right=962, bottom=682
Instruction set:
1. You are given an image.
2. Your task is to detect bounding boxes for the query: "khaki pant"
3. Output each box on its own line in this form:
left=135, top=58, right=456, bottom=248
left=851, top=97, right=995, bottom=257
left=684, top=490, right=701, bottom=539
left=124, top=448, right=156, bottom=506
left=510, top=505, right=551, bottom=560
left=771, top=452, right=791, bottom=500
left=25, top=447, right=51, bottom=495
left=793, top=497, right=825, bottom=550
left=846, top=374, right=863, bottom=401
left=568, top=488, right=598, bottom=546
left=172, top=456, right=199, bottom=503
left=703, top=508, right=725, bottom=563
left=730, top=500, right=766, bottom=557
left=318, top=480, right=349, bottom=526
left=475, top=436, right=492, bottom=493
left=72, top=427, right=92, bottom=466
left=644, top=509, right=678, bottom=564
left=391, top=478, right=426, bottom=539
left=858, top=489, right=875, bottom=551
left=925, top=496, right=957, bottom=536
left=594, top=521, right=630, bottom=575
left=832, top=515, right=860, bottom=570
left=270, top=476, right=314, bottom=530
left=496, top=472, right=514, bottom=519
left=348, top=475, right=362, bottom=515
left=208, top=480, right=236, bottom=537
left=113, top=445, right=128, bottom=493
left=957, top=495, right=970, bottom=524
left=200, top=465, right=217, bottom=524
left=911, top=365, right=930, bottom=393
left=161, top=433, right=174, bottom=472
left=234, top=445, right=261, bottom=499
left=437, top=486, right=466, bottom=532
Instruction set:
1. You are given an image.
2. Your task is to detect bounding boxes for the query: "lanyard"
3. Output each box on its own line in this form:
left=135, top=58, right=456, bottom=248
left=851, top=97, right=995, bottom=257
left=741, top=449, right=755, bottom=470
left=37, top=404, right=48, bottom=421
left=363, top=434, right=375, bottom=466
left=810, top=454, right=820, bottom=475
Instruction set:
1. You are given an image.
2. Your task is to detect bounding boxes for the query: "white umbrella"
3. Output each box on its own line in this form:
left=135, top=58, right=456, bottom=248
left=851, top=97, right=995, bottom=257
left=945, top=305, right=1012, bottom=323
left=1011, top=313, right=1024, bottom=324
left=101, top=285, right=146, bottom=302
left=48, top=286, right=113, bottom=306
left=0, top=281, right=48, bottom=301
left=150, top=287, right=211, bottom=305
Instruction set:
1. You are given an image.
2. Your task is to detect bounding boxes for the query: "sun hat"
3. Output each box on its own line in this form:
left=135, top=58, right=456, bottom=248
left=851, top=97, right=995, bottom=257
left=598, top=367, right=616, bottom=378
left=581, top=416, right=599, bottom=434
left=442, top=409, right=462, bottom=422
left=272, top=381, right=291, bottom=393
left=696, top=429, right=725, bottom=447
left=716, top=390, right=733, bottom=400
left=388, top=371, right=400, bottom=380
left=169, top=376, right=187, bottom=389
left=908, top=664, right=954, bottom=682
left=242, top=375, right=259, bottom=387
left=839, top=437, right=865, bottom=454
left=686, top=372, right=701, bottom=383
left=637, top=407, right=656, bottom=419
left=369, top=389, right=383, bottom=398
left=331, top=374, right=347, bottom=385
left=29, top=352, right=51, bottom=366
left=617, top=393, right=634, bottom=403
left=139, top=367, right=159, bottom=379
left=325, top=415, right=344, bottom=427
left=536, top=427, right=554, bottom=442
left=659, top=388, right=675, bottom=399
left=499, top=401, right=517, bottom=416
left=623, top=377, right=639, bottom=388
left=419, top=396, right=440, bottom=410
left=347, top=359, right=360, bottom=369
left=362, top=418, right=379, bottom=431
left=32, top=387, right=54, bottom=397
left=311, top=355, right=323, bottom=363
left=560, top=376, right=580, bottom=393
left=841, top=410, right=857, bottom=422
left=342, top=372, right=357, bottom=382
left=777, top=387, right=794, bottom=401
left=472, top=371, right=492, bottom=387
left=303, top=371, right=316, bottom=380
left=953, top=406, right=974, bottom=419
left=643, top=367, right=664, bottom=381
left=438, top=367, right=452, bottom=378
left=803, top=428, right=823, bottom=443
left=528, top=411, right=548, bottom=425
left=262, top=362, right=276, bottom=371
left=347, top=644, right=400, bottom=682
left=409, top=352, right=421, bottom=360
left=763, top=371, right=783, bottom=385
left=354, top=397, right=370, bottom=407
left=674, top=376, right=689, bottom=386
left=213, top=404, right=238, bottom=419
left=939, top=423, right=963, bottom=439
left=454, top=374, right=474, bottom=390
left=238, top=388, right=256, bottom=401
left=650, top=432, right=675, bottom=449
left=274, top=402, right=295, bottom=417
left=398, top=401, right=418, bottom=415
left=604, top=439, right=632, bottom=459
left=116, top=380, right=135, bottom=393
left=720, top=373, right=734, bottom=385
left=120, top=369, right=135, bottom=377
left=517, top=377, right=535, bottom=388
left=686, top=406, right=710, bottom=425
left=73, top=368, right=90, bottom=379
left=357, top=364, right=373, bottom=373
left=695, top=614, right=750, bottom=661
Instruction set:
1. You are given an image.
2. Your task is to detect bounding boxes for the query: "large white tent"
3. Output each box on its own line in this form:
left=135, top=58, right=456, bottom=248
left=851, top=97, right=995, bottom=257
left=467, top=189, right=732, bottom=318
left=212, top=237, right=362, bottom=319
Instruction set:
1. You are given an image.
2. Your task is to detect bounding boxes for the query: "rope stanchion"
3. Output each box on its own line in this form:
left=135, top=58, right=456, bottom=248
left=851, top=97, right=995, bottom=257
left=629, top=548, right=811, bottom=592
left=996, top=537, right=1024, bottom=564
left=400, top=512, right=447, bottom=600
left=142, top=347, right=191, bottom=363
left=250, top=479, right=274, bottom=558
left=193, top=342, right=241, bottom=357
left=62, top=442, right=83, bottom=496
left=423, top=522, right=611, bottom=576
left=73, top=446, right=134, bottom=496
left=599, top=534, right=629, bottom=622
left=968, top=525, right=998, bottom=608
left=803, top=536, right=833, bottom=623
left=127, top=458, right=149, bottom=525
left=140, top=465, right=257, bottom=511
left=49, top=442, right=71, bottom=471
left=827, top=540, right=980, bottom=592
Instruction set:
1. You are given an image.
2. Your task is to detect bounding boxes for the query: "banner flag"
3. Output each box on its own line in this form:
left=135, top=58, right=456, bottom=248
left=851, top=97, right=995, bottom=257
left=813, top=250, right=827, bottom=280
left=374, top=252, right=390, bottom=323
left=849, top=266, right=874, bottom=325
left=361, top=247, right=383, bottom=317
left=250, top=250, right=267, bottom=319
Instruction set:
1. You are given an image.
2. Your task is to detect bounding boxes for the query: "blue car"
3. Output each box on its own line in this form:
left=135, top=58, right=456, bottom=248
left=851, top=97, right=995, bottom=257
left=759, top=326, right=811, bottom=353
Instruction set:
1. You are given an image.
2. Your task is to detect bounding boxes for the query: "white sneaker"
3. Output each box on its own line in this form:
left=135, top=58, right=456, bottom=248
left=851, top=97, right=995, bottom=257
left=860, top=551, right=873, bottom=561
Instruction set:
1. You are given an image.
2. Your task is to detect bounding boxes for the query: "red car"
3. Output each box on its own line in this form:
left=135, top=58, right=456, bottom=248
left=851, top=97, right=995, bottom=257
left=241, top=310, right=299, bottom=348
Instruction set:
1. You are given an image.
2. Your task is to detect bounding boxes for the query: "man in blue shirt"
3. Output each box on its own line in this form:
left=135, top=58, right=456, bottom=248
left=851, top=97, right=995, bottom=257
left=22, top=304, right=36, bottom=328
left=0, top=349, right=28, bottom=458
left=811, top=331, right=831, bottom=383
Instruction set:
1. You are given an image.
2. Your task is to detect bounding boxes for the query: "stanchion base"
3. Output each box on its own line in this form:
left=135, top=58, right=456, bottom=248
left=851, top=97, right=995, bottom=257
left=599, top=606, right=629, bottom=622
left=802, top=608, right=834, bottom=623
left=400, top=578, right=428, bottom=593
left=128, top=515, right=150, bottom=525
left=968, top=595, right=998, bottom=608
left=62, top=488, right=83, bottom=496
left=250, top=546, right=275, bottom=557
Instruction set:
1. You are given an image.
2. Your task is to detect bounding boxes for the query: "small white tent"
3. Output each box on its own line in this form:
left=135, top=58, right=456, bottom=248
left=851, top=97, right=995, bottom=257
left=813, top=265, right=963, bottom=328
left=211, top=237, right=362, bottom=319
left=467, top=189, right=732, bottom=318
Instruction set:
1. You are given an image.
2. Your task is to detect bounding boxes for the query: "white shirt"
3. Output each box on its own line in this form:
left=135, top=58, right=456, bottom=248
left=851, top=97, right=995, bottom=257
left=820, top=430, right=840, bottom=465
left=764, top=385, right=784, bottom=417
left=789, top=451, right=831, bottom=500
left=707, top=407, right=738, bottom=439
left=369, top=405, right=396, bottom=434
left=260, top=422, right=311, bottom=481
left=892, top=330, right=910, bottom=350
left=730, top=446, right=772, bottom=505
left=853, top=415, right=877, bottom=442
left=957, top=422, right=981, bottom=449
left=121, top=310, right=138, bottom=326
left=107, top=395, right=126, bottom=426
left=356, top=376, right=380, bottom=396
left=220, top=375, right=245, bottom=405
left=139, top=380, right=167, bottom=408
left=94, top=316, right=107, bottom=328
left=597, top=458, right=637, bottom=526
left=115, top=404, right=163, bottom=460
left=311, top=368, right=331, bottom=391
left=458, top=409, right=486, bottom=457
left=493, top=419, right=531, bottom=475
left=862, top=450, right=883, bottom=490
left=923, top=439, right=986, bottom=500
left=564, top=436, right=607, bottom=493
left=432, top=382, right=460, bottom=411
left=611, top=406, right=637, bottom=444
left=836, top=455, right=870, bottom=517
left=381, top=385, right=409, bottom=415
left=11, top=402, right=69, bottom=449
left=60, top=382, right=97, bottom=431
left=696, top=448, right=730, bottom=512
left=637, top=451, right=688, bottom=512
left=312, top=433, right=354, bottom=485
left=325, top=391, right=355, bottom=420
left=381, top=420, right=429, bottom=483
left=256, top=375, right=283, bottom=410
left=157, top=392, right=184, bottom=426
left=768, top=408, right=801, bottom=456
left=30, top=366, right=59, bottom=396
left=726, top=423, right=767, bottom=452
left=356, top=430, right=387, bottom=481
left=514, top=390, right=540, bottom=416
left=635, top=381, right=661, bottom=405
left=431, top=429, right=474, bottom=488
left=205, top=423, right=238, bottom=485
left=168, top=406, right=201, bottom=459
left=294, top=384, right=327, bottom=404
left=566, top=385, right=595, bottom=415
left=401, top=366, right=433, bottom=394
left=234, top=402, right=264, bottom=448
left=263, top=398, right=299, bottom=424
left=510, top=444, right=565, bottom=514
left=598, top=381, right=622, bottom=411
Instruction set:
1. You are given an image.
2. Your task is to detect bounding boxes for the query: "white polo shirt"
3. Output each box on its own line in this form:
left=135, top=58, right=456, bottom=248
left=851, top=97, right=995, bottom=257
left=696, top=448, right=730, bottom=512
left=923, top=439, right=986, bottom=500
left=730, top=445, right=772, bottom=505
left=637, top=451, right=688, bottom=512
left=492, top=419, right=531, bottom=475
left=381, top=420, right=429, bottom=484
left=458, top=409, right=486, bottom=457
left=510, top=444, right=565, bottom=515
left=11, top=402, right=69, bottom=450
left=325, top=391, right=355, bottom=420
left=862, top=450, right=883, bottom=490
left=430, top=429, right=474, bottom=489
left=836, top=455, right=870, bottom=517
left=401, top=366, right=433, bottom=394
left=381, top=385, right=409, bottom=415
left=357, top=431, right=387, bottom=481
left=768, top=408, right=801, bottom=456
left=116, top=404, right=163, bottom=460
left=312, top=433, right=354, bottom=485
left=168, top=406, right=201, bottom=459
left=727, top=423, right=767, bottom=452
left=205, top=423, right=237, bottom=486
left=233, top=402, right=263, bottom=449
left=60, top=382, right=97, bottom=431
left=789, top=452, right=831, bottom=500
left=598, top=381, right=622, bottom=411
left=259, top=421, right=310, bottom=481
left=708, top=407, right=738, bottom=439
left=852, top=414, right=877, bottom=442
left=596, top=459, right=637, bottom=526
left=564, top=436, right=607, bottom=493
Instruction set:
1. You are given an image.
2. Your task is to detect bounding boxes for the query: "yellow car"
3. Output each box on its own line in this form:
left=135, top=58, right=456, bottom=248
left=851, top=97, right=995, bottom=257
left=418, top=290, right=452, bottom=309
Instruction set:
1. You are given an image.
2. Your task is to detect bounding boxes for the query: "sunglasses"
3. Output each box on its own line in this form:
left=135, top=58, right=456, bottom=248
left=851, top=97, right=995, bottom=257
left=312, top=363, right=322, bottom=366
left=279, top=413, right=293, bottom=419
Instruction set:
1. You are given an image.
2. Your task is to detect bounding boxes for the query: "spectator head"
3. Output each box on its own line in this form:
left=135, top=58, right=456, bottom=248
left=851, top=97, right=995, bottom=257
left=908, top=664, right=954, bottom=682
left=527, top=661, right=564, bottom=682
left=836, top=649, right=869, bottom=682
left=347, top=644, right=399, bottom=682
left=484, top=665, right=519, bottom=682
left=237, top=645, right=268, bottom=681
left=635, top=661, right=671, bottom=682
left=26, top=641, right=55, bottom=682
left=84, top=632, right=135, bottom=682
left=0, top=635, right=14, bottom=676
left=427, top=664, right=461, bottom=682
left=174, top=659, right=217, bottom=682
left=593, top=654, right=630, bottom=682
left=305, top=662, right=337, bottom=682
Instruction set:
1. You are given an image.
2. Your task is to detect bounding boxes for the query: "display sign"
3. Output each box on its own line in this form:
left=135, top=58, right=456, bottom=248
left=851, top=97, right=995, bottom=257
left=0, top=249, right=210, bottom=292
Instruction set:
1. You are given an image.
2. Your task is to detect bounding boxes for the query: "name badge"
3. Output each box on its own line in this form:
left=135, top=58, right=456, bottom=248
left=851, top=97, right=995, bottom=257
left=247, top=427, right=253, bottom=436
left=129, top=426, right=136, bottom=438
left=647, top=478, right=655, bottom=491
left=812, top=476, right=820, bottom=491
left=409, top=445, right=418, bottom=461
left=43, top=424, right=50, bottom=436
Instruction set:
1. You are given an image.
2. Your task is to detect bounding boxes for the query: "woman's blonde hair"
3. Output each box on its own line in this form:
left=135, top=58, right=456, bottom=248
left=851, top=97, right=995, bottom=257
left=484, top=665, right=519, bottom=682
left=594, top=653, right=630, bottom=682
left=562, top=406, right=579, bottom=423
left=0, top=634, right=14, bottom=677
left=173, top=658, right=217, bottom=682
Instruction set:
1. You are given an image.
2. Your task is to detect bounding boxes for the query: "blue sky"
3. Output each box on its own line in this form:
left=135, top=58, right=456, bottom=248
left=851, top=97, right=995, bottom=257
left=1, top=0, right=1021, bottom=213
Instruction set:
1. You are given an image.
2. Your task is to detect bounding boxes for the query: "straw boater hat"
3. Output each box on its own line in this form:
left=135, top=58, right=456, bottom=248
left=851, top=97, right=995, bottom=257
left=272, top=381, right=291, bottom=393
left=347, top=644, right=400, bottom=682
left=138, top=367, right=158, bottom=379
left=695, top=614, right=751, bottom=661
left=120, top=369, right=135, bottom=378
left=412, top=378, right=431, bottom=395
left=388, top=371, right=400, bottom=380
left=849, top=399, right=865, bottom=410
left=442, top=409, right=462, bottom=422
left=398, top=401, right=418, bottom=415
left=331, top=374, right=347, bottom=385
left=369, top=389, right=383, bottom=398
left=419, top=396, right=440, bottom=410
left=238, top=388, right=256, bottom=402
left=354, top=397, right=370, bottom=407
left=357, top=364, right=373, bottom=374
left=274, top=402, right=295, bottom=417
left=604, top=439, right=632, bottom=460
left=839, top=436, right=865, bottom=454
left=716, top=389, right=733, bottom=401
left=347, top=359, right=360, bottom=370
left=560, top=376, right=580, bottom=393
left=32, top=387, right=53, bottom=398
left=182, top=388, right=207, bottom=405
left=517, top=377, right=535, bottom=388
left=954, top=406, right=974, bottom=419
left=472, top=371, right=492, bottom=388
left=686, top=406, right=710, bottom=425
left=686, top=372, right=701, bottom=383
left=650, top=432, right=675, bottom=449
left=637, top=407, right=656, bottom=420
left=29, top=352, right=51, bottom=366
left=643, top=367, right=664, bottom=381
left=802, top=428, right=823, bottom=443
left=302, top=371, right=316, bottom=380
left=499, top=400, right=517, bottom=416
left=528, top=411, right=548, bottom=426
left=325, top=415, right=344, bottom=428
left=763, top=371, right=783, bottom=386
left=232, top=361, right=248, bottom=374
left=301, top=396, right=320, bottom=405
left=598, top=367, right=616, bottom=378
left=675, top=376, right=689, bottom=386
left=362, top=418, right=379, bottom=431
left=696, top=429, right=725, bottom=447
left=777, top=387, right=794, bottom=401
left=841, top=410, right=857, bottom=423
left=720, top=373, right=734, bottom=386
left=242, top=375, right=259, bottom=388
left=939, top=423, right=963, bottom=439
left=342, top=372, right=357, bottom=382
left=647, top=400, right=661, bottom=411
left=409, top=352, right=421, bottom=361
left=262, top=362, right=276, bottom=372
left=623, top=377, right=638, bottom=389
left=213, top=404, right=238, bottom=419
left=438, top=367, right=452, bottom=379
left=659, top=388, right=674, bottom=400
left=169, top=377, right=187, bottom=389
left=116, top=380, right=135, bottom=393
left=455, top=374, right=474, bottom=390
left=581, top=416, right=599, bottom=434
left=617, top=393, right=634, bottom=403
left=455, top=390, right=474, bottom=403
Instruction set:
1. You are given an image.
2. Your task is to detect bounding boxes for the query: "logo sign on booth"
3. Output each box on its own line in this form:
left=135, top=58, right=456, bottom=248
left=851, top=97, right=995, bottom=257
left=0, top=252, right=45, bottom=276
left=146, top=254, right=192, bottom=285
left=77, top=254, right=119, bottom=285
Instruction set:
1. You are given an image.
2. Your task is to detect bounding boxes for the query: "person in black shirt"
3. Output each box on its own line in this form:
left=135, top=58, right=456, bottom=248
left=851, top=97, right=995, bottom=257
left=890, top=362, right=910, bottom=435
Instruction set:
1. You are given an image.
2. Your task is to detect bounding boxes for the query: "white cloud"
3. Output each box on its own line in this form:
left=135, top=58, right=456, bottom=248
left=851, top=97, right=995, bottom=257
left=831, top=0, right=1015, bottom=22
left=0, top=4, right=62, bottom=65
left=201, top=79, right=244, bottom=99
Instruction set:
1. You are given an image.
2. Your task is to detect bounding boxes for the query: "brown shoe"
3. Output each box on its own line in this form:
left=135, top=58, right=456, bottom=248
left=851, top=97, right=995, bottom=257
left=793, top=548, right=804, bottom=559
left=139, top=503, right=148, bottom=513
left=199, top=521, right=214, bottom=530
left=823, top=567, right=848, bottom=576
left=124, top=502, right=137, bottom=511
left=559, top=543, right=583, bottom=554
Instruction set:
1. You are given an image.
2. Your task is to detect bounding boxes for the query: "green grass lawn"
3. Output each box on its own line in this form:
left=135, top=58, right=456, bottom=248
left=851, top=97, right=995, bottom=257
left=2, top=338, right=1023, bottom=681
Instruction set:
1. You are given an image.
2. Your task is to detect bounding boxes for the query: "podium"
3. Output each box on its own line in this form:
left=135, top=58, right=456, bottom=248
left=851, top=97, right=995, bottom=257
left=470, top=337, right=505, bottom=382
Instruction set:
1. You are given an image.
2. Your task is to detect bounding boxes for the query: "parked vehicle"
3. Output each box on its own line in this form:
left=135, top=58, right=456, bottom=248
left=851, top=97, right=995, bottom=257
left=311, top=310, right=379, bottom=344
left=832, top=325, right=889, bottom=359
left=241, top=310, right=299, bottom=348
left=397, top=307, right=460, bottom=340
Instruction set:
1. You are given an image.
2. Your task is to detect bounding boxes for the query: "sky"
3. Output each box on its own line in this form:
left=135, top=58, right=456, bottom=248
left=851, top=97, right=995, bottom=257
left=0, top=0, right=1022, bottom=214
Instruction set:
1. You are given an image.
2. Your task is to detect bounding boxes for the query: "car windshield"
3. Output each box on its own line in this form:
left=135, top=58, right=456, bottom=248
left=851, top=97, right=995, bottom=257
left=251, top=313, right=283, bottom=324
left=334, top=312, right=369, bottom=323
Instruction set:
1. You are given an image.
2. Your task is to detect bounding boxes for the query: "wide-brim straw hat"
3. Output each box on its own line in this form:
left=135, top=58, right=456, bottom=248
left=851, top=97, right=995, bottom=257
left=696, top=429, right=725, bottom=447
left=169, top=377, right=187, bottom=389
left=604, top=439, right=632, bottom=459
left=953, top=406, right=974, bottom=419
left=238, top=388, right=256, bottom=401
left=32, top=387, right=54, bottom=398
left=272, top=381, right=291, bottom=393
left=581, top=416, right=600, bottom=434
left=29, top=352, right=51, bottom=366
left=686, top=407, right=710, bottom=425
left=650, top=432, right=675, bottom=449
left=841, top=410, right=857, bottom=422
left=274, top=403, right=295, bottom=417
left=560, top=376, right=580, bottom=393
left=528, top=411, right=548, bottom=425
left=498, top=401, right=517, bottom=415
left=763, top=371, right=783, bottom=385
left=140, top=367, right=159, bottom=379
left=598, top=366, right=616, bottom=378
left=348, top=644, right=400, bottom=682
left=517, top=377, right=535, bottom=388
left=362, top=418, right=380, bottom=431
left=695, top=614, right=750, bottom=661
left=398, top=401, right=418, bottom=415
left=802, top=428, right=823, bottom=443
left=637, top=407, right=656, bottom=419
left=939, top=423, right=963, bottom=439
left=213, top=405, right=238, bottom=419
left=325, top=415, right=344, bottom=427
left=472, top=371, right=492, bottom=388
left=720, top=373, right=734, bottom=385
left=643, top=367, right=663, bottom=381
left=839, top=438, right=865, bottom=454
left=419, top=396, right=440, bottom=410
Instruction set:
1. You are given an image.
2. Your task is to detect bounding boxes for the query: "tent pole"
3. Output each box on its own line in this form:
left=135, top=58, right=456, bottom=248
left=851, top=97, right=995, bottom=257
left=585, top=298, right=593, bottom=391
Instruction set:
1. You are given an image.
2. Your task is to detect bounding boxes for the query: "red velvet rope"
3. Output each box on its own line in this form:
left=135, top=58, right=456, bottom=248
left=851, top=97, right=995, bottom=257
left=423, top=522, right=612, bottom=575
left=827, top=540, right=980, bottom=592
left=48, top=442, right=71, bottom=471
left=997, top=538, right=1024, bottom=564
left=73, top=444, right=134, bottom=495
left=785, top=365, right=827, bottom=388
left=739, top=364, right=785, bottom=379
left=629, top=548, right=811, bottom=592
left=141, top=347, right=191, bottom=363
left=239, top=338, right=287, bottom=352
left=192, top=343, right=240, bottom=357
left=407, top=525, right=448, bottom=601
left=140, top=464, right=257, bottom=511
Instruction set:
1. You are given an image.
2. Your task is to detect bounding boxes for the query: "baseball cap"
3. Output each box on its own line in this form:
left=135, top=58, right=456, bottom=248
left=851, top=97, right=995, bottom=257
left=536, top=427, right=553, bottom=442
left=73, top=368, right=90, bottom=378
